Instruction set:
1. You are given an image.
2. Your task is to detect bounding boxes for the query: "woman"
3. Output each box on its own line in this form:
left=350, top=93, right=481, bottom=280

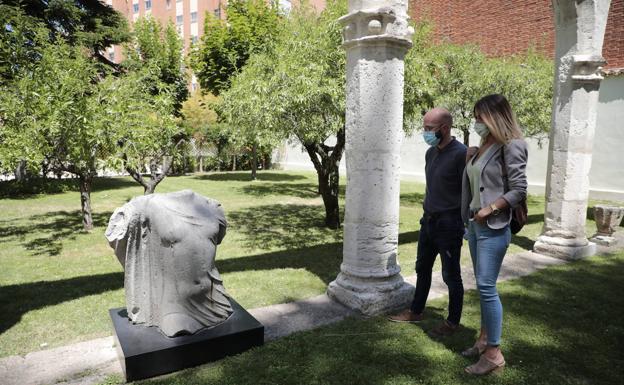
left=460, top=94, right=528, bottom=375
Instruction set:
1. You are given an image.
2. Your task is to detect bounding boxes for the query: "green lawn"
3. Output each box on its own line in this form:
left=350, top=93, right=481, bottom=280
left=98, top=251, right=623, bottom=385
left=0, top=171, right=613, bottom=357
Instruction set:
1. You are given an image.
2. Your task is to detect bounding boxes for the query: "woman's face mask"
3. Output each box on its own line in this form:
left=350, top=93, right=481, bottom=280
left=473, top=122, right=490, bottom=138
left=422, top=130, right=442, bottom=146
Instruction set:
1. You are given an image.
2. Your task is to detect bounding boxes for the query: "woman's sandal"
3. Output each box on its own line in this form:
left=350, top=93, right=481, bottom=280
left=464, top=354, right=505, bottom=375
left=461, top=342, right=486, bottom=357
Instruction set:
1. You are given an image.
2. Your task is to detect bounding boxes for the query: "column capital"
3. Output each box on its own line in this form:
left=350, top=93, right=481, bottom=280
left=338, top=7, right=413, bottom=50
left=570, top=54, right=606, bottom=83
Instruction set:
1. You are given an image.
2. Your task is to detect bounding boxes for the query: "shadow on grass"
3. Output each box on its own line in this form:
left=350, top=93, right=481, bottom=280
left=0, top=272, right=123, bottom=335
left=217, top=242, right=344, bottom=285
left=0, top=210, right=111, bottom=256
left=0, top=177, right=137, bottom=199
left=240, top=183, right=320, bottom=199
left=194, top=172, right=308, bottom=182
left=510, top=233, right=535, bottom=250
left=144, top=255, right=624, bottom=385
left=227, top=204, right=343, bottom=250
left=399, top=191, right=426, bottom=206
left=217, top=230, right=419, bottom=286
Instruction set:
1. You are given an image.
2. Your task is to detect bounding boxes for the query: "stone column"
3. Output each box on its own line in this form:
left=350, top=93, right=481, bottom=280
left=327, top=0, right=414, bottom=315
left=534, top=0, right=611, bottom=260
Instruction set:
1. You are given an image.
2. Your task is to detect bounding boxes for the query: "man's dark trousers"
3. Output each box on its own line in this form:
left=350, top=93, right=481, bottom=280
left=410, top=211, right=464, bottom=325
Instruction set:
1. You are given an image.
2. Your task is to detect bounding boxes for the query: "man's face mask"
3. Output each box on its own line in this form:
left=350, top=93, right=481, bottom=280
left=422, top=127, right=443, bottom=146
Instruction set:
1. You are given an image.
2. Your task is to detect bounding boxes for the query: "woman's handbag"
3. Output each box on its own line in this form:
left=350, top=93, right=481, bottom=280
left=502, top=146, right=528, bottom=234
left=510, top=198, right=528, bottom=234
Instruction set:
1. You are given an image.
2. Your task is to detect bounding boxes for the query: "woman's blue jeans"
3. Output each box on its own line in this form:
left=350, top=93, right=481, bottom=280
left=466, top=220, right=511, bottom=346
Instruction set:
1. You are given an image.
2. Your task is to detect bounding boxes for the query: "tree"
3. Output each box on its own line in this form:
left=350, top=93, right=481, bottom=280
left=189, top=0, right=282, bottom=95
left=219, top=1, right=346, bottom=227
left=425, top=43, right=553, bottom=145
left=124, top=17, right=188, bottom=113
left=2, top=0, right=130, bottom=66
left=108, top=69, right=186, bottom=195
left=0, top=34, right=117, bottom=230
left=117, top=17, right=189, bottom=193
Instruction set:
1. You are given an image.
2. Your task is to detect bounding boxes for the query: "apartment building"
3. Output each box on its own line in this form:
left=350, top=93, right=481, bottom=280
left=102, top=0, right=224, bottom=90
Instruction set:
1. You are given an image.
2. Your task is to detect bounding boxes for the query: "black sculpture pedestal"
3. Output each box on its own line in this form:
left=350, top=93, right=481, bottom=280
left=109, top=298, right=264, bottom=382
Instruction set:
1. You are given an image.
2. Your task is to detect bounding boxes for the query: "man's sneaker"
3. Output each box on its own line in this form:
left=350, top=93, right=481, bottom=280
left=387, top=309, right=424, bottom=323
left=428, top=320, right=460, bottom=337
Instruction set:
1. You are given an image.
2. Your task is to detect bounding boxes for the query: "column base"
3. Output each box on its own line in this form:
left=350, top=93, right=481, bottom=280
left=327, top=272, right=414, bottom=316
left=533, top=236, right=596, bottom=260
left=589, top=234, right=618, bottom=246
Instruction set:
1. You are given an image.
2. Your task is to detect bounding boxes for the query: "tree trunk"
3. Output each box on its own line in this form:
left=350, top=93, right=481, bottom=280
left=142, top=157, right=172, bottom=195
left=79, top=174, right=94, bottom=231
left=303, top=128, right=345, bottom=229
left=318, top=167, right=340, bottom=229
left=199, top=156, right=204, bottom=172
left=251, top=143, right=258, bottom=180
left=463, top=128, right=470, bottom=146
left=15, top=160, right=27, bottom=182
left=41, top=161, right=48, bottom=180
left=232, top=155, right=236, bottom=171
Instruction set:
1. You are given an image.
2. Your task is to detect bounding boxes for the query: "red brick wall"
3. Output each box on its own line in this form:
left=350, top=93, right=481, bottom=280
left=410, top=0, right=624, bottom=69
left=604, top=0, right=624, bottom=69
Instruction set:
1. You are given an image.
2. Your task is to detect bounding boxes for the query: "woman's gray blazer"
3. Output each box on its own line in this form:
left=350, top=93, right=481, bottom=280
left=461, top=138, right=528, bottom=229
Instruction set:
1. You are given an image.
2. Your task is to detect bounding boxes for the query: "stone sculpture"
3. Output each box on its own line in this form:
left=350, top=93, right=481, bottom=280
left=590, top=205, right=624, bottom=246
left=105, top=190, right=233, bottom=337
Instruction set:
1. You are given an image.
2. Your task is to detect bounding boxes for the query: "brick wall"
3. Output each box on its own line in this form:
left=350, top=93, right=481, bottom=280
left=410, top=0, right=624, bottom=69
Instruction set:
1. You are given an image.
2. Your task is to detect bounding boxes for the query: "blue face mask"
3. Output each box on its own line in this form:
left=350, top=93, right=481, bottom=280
left=423, top=130, right=442, bottom=146
left=473, top=122, right=490, bottom=138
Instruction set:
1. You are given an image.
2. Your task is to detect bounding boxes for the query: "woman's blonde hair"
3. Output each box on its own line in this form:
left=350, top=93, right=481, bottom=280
left=473, top=94, right=523, bottom=144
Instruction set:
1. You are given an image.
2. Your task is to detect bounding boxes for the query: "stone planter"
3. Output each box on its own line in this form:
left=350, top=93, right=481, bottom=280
left=590, top=205, right=624, bottom=246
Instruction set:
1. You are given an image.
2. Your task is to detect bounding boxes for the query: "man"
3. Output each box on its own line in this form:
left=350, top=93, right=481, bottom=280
left=389, top=107, right=466, bottom=337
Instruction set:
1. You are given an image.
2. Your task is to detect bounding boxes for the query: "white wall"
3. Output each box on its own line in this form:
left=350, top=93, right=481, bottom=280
left=274, top=74, right=624, bottom=201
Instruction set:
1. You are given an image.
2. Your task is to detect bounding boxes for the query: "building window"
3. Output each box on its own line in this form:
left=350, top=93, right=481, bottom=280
left=191, top=12, right=198, bottom=23
left=166, top=0, right=171, bottom=9
left=145, top=0, right=151, bottom=10
left=133, top=3, right=139, bottom=13
left=214, top=8, right=221, bottom=18
left=191, top=35, right=198, bottom=44
left=176, top=15, right=183, bottom=25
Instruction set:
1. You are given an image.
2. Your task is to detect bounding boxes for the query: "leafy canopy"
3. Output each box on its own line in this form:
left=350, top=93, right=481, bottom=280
left=189, top=0, right=282, bottom=95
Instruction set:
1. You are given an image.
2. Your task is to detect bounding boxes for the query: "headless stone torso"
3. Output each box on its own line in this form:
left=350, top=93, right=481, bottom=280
left=106, top=190, right=233, bottom=337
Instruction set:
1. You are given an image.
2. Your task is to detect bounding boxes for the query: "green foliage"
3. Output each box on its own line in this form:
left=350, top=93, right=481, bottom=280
left=104, top=69, right=185, bottom=176
left=489, top=48, right=554, bottom=143
left=189, top=0, right=282, bottom=95
left=1, top=0, right=129, bottom=62
left=424, top=43, right=553, bottom=144
left=403, top=20, right=438, bottom=133
left=219, top=0, right=346, bottom=148
left=0, top=5, right=49, bottom=84
left=0, top=32, right=109, bottom=176
left=123, top=17, right=188, bottom=113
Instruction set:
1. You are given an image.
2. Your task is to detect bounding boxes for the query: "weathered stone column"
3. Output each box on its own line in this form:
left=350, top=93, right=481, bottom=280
left=534, top=0, right=611, bottom=260
left=327, top=0, right=414, bottom=314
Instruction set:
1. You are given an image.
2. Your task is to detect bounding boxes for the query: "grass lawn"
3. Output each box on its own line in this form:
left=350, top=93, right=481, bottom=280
left=94, top=251, right=623, bottom=385
left=0, top=170, right=615, bottom=357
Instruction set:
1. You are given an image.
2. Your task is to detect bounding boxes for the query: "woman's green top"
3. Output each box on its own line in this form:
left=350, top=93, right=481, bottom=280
left=467, top=145, right=496, bottom=211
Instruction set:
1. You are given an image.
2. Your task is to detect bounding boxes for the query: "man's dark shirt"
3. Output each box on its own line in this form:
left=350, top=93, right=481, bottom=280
left=423, top=138, right=467, bottom=214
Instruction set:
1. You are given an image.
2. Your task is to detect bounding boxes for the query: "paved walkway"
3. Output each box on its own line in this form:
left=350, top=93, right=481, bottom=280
left=2, top=238, right=622, bottom=385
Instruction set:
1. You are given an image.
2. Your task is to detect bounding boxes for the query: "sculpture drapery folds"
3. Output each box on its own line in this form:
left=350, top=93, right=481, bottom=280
left=106, top=190, right=233, bottom=337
